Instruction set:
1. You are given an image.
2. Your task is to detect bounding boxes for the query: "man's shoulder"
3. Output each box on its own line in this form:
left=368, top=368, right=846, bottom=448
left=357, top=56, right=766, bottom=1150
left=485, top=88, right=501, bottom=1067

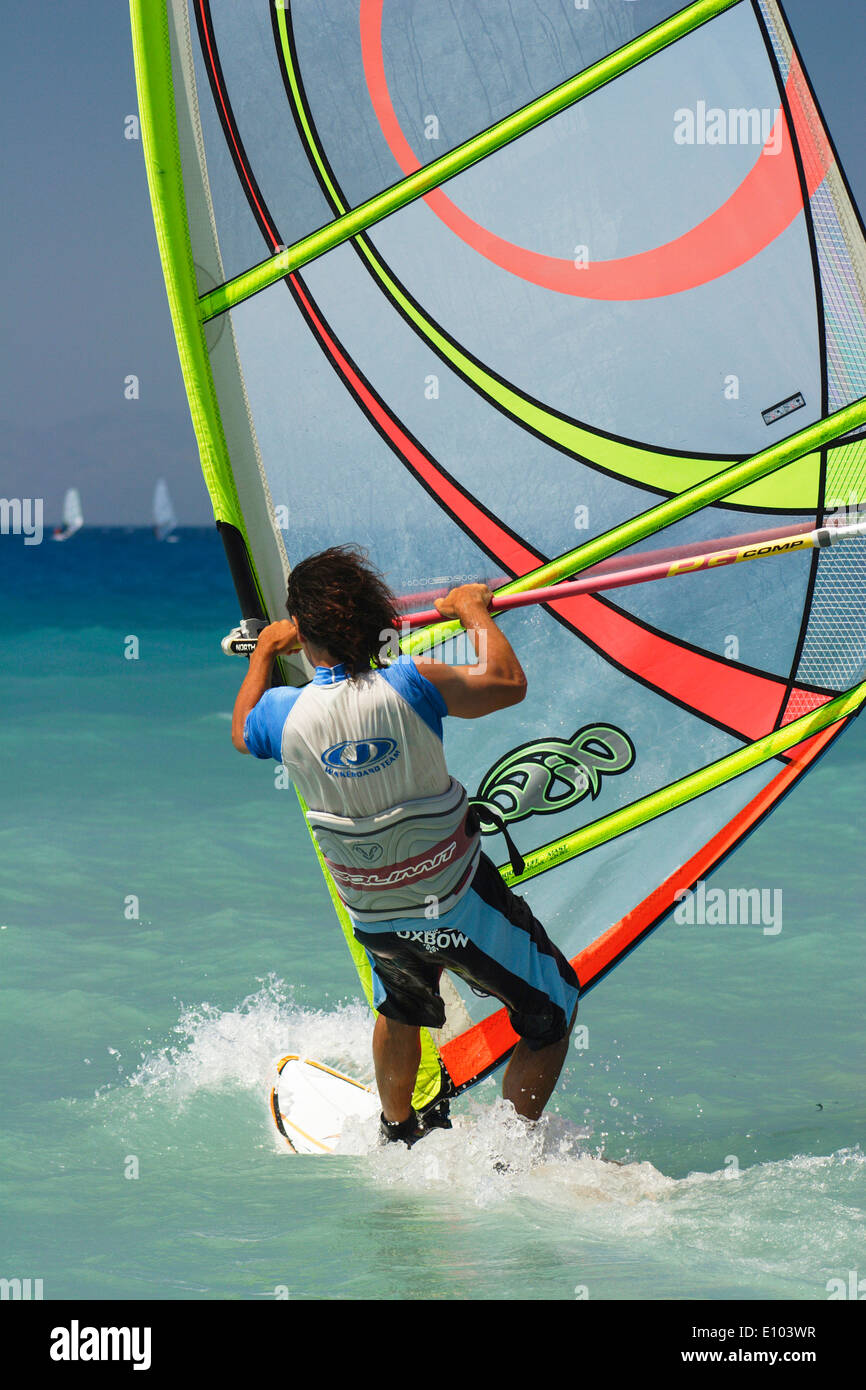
left=243, top=684, right=304, bottom=759
left=378, top=657, right=447, bottom=736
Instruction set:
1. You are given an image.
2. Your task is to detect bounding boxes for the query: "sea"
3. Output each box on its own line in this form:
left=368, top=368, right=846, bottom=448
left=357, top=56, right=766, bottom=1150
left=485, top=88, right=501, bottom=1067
left=1, top=529, right=863, bottom=1332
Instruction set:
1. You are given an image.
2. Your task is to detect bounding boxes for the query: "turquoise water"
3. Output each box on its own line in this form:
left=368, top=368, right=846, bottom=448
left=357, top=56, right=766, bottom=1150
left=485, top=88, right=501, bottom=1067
left=1, top=530, right=863, bottom=1306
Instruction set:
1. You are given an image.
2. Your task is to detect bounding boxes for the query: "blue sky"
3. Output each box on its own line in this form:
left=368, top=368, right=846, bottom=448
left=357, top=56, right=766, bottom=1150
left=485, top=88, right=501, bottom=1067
left=1, top=0, right=864, bottom=524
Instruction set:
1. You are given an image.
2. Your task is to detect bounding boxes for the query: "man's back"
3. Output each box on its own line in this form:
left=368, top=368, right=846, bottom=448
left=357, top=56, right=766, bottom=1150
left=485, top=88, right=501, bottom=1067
left=243, top=657, right=451, bottom=816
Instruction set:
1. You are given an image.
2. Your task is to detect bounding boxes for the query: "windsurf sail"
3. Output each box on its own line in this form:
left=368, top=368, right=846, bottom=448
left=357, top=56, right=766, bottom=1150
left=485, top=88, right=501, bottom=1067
left=131, top=0, right=866, bottom=1110
left=53, top=487, right=83, bottom=542
left=153, top=479, right=178, bottom=541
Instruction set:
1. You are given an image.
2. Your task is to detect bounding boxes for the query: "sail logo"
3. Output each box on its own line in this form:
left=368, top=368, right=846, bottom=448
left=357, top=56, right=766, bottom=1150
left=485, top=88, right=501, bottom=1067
left=0, top=497, right=43, bottom=545
left=673, top=102, right=783, bottom=154
left=472, top=724, right=635, bottom=830
left=321, top=737, right=399, bottom=777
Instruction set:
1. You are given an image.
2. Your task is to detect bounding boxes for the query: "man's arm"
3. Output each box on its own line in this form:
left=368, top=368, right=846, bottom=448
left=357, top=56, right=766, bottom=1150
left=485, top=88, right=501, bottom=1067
left=231, top=619, right=300, bottom=752
left=415, top=584, right=527, bottom=718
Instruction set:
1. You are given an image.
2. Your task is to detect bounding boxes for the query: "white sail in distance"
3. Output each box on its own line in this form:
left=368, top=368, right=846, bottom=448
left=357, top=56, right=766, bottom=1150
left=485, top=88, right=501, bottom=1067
left=153, top=479, right=178, bottom=541
left=53, top=488, right=83, bottom=542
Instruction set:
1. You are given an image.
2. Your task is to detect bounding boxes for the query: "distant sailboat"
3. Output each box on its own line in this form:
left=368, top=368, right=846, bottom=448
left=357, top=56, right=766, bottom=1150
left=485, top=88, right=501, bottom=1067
left=153, top=479, right=179, bottom=541
left=52, top=488, right=83, bottom=542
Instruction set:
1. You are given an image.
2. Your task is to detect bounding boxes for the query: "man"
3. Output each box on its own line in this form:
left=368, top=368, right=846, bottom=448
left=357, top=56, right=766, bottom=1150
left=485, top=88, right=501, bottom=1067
left=232, top=545, right=579, bottom=1146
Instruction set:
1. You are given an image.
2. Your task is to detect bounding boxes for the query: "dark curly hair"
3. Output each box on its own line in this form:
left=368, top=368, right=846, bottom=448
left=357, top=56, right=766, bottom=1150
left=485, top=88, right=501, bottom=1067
left=286, top=545, right=399, bottom=677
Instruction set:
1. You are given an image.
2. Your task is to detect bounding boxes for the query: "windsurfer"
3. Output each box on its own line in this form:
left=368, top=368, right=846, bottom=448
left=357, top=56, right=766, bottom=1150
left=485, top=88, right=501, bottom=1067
left=232, top=545, right=579, bottom=1146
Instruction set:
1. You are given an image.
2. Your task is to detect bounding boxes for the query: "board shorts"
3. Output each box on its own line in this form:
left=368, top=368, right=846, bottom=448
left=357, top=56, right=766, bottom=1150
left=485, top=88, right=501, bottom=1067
left=352, top=853, right=580, bottom=1051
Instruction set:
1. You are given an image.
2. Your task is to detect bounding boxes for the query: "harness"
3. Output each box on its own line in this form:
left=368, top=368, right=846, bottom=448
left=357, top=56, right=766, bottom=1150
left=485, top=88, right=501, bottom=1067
left=306, top=778, right=481, bottom=922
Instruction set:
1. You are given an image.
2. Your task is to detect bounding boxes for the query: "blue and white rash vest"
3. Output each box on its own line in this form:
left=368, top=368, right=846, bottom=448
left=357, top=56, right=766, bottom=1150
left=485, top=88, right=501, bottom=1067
left=244, top=657, right=480, bottom=921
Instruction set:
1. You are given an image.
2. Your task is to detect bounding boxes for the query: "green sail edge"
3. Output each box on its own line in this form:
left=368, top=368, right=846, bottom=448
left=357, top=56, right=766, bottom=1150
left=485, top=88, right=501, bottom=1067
left=130, top=0, right=250, bottom=541
left=132, top=0, right=443, bottom=1112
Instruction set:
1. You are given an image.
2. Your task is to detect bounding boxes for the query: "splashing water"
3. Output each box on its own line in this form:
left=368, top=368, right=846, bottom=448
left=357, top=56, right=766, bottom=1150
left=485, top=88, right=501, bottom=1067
left=124, top=977, right=376, bottom=1106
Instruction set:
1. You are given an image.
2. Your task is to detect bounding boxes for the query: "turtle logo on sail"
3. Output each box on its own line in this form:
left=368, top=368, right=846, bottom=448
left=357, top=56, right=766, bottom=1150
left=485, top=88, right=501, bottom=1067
left=471, top=724, right=635, bottom=830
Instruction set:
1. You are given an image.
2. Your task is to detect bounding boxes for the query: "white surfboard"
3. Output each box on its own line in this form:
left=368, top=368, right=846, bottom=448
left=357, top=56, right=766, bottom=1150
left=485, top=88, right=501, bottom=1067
left=270, top=1055, right=380, bottom=1154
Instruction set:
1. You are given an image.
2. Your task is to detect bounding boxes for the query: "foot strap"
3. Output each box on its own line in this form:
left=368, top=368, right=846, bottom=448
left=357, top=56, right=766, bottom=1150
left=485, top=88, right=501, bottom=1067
left=379, top=1111, right=423, bottom=1146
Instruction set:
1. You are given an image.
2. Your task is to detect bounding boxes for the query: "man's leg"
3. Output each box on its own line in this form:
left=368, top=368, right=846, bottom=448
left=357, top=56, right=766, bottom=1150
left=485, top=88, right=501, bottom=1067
left=445, top=855, right=579, bottom=1122
left=501, top=1003, right=578, bottom=1121
left=373, top=1013, right=421, bottom=1123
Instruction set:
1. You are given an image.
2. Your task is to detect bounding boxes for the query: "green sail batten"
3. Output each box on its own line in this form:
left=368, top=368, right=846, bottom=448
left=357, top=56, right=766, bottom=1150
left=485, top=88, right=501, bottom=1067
left=498, top=680, right=866, bottom=887
left=201, top=0, right=742, bottom=321
left=296, top=790, right=444, bottom=1113
left=402, top=396, right=866, bottom=654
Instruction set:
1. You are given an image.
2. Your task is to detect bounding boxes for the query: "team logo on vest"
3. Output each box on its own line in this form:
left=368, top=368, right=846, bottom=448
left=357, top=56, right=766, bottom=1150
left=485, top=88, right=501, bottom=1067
left=321, top=737, right=399, bottom=777
left=471, top=723, right=635, bottom=829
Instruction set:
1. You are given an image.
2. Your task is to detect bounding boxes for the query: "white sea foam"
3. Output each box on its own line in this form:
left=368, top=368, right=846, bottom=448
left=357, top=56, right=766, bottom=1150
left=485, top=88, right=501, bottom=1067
left=124, top=978, right=375, bottom=1105
left=340, top=1094, right=673, bottom=1209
